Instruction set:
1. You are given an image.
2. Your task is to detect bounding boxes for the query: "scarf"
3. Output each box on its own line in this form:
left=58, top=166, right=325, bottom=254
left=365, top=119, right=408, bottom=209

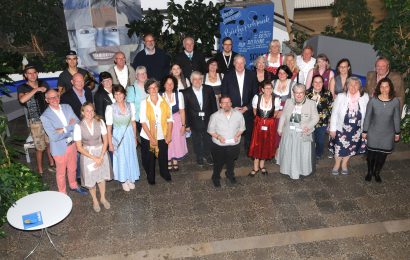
left=348, top=91, right=360, bottom=113
left=146, top=95, right=171, bottom=157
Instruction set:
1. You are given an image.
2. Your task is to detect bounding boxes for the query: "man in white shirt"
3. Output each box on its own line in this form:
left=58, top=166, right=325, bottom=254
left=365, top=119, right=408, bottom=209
left=296, top=45, right=316, bottom=85
left=108, top=51, right=136, bottom=88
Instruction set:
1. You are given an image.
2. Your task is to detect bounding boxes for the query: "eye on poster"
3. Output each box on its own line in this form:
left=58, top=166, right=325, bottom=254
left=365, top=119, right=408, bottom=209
left=62, top=0, right=143, bottom=74
left=219, top=3, right=274, bottom=68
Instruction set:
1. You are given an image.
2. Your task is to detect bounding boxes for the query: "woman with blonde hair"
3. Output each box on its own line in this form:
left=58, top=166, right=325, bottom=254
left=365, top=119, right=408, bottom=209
left=284, top=53, right=304, bottom=84
left=265, top=39, right=283, bottom=75
left=305, top=53, right=334, bottom=90
left=74, top=102, right=112, bottom=212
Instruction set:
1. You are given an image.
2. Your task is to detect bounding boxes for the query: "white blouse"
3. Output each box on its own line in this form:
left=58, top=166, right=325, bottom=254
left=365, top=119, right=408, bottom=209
left=163, top=92, right=185, bottom=110
left=204, top=73, right=223, bottom=86
left=252, top=94, right=273, bottom=111
left=105, top=103, right=136, bottom=126
left=73, top=119, right=107, bottom=141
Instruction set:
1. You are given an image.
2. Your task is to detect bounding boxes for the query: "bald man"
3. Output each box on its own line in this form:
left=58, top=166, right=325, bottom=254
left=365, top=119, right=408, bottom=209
left=60, top=73, right=93, bottom=119
left=107, top=51, right=136, bottom=88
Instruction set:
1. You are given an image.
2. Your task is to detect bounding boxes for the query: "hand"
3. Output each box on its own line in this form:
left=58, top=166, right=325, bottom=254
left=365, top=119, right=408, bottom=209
left=362, top=133, right=367, bottom=139
left=302, top=127, right=310, bottom=134
left=240, top=106, right=248, bottom=113
left=329, top=131, right=336, bottom=139
left=235, top=107, right=243, bottom=112
left=93, top=156, right=103, bottom=167
left=218, top=136, right=226, bottom=144
left=275, top=111, right=282, bottom=118
left=394, top=134, right=400, bottom=142
left=55, top=128, right=64, bottom=134
left=234, top=135, right=240, bottom=143
left=37, top=86, right=47, bottom=93
left=68, top=118, right=76, bottom=125
left=150, top=139, right=158, bottom=147
left=108, top=144, right=114, bottom=152
left=180, top=126, right=186, bottom=136
left=278, top=131, right=282, bottom=137
left=186, top=127, right=191, bottom=132
left=165, top=136, right=172, bottom=144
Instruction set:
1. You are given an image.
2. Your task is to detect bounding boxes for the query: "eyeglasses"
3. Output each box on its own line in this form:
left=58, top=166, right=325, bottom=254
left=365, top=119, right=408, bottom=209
left=47, top=96, right=59, bottom=100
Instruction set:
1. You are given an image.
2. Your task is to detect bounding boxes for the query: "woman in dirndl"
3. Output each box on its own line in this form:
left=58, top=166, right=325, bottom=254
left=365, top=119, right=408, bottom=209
left=248, top=80, right=276, bottom=176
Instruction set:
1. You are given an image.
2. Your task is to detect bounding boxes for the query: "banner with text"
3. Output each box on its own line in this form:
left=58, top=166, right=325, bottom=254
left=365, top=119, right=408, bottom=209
left=220, top=3, right=274, bottom=68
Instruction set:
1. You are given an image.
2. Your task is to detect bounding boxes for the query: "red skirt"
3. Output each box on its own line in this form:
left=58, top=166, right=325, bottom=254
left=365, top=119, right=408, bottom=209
left=248, top=116, right=277, bottom=159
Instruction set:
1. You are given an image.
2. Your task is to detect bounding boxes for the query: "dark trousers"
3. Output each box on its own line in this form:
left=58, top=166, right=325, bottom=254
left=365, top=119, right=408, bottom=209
left=191, top=129, right=212, bottom=160
left=244, top=115, right=253, bottom=152
left=140, top=137, right=171, bottom=184
left=211, top=143, right=240, bottom=181
left=314, top=126, right=327, bottom=157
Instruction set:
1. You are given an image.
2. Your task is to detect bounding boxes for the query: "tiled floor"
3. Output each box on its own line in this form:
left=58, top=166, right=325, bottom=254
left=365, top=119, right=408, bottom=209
left=1, top=117, right=409, bottom=259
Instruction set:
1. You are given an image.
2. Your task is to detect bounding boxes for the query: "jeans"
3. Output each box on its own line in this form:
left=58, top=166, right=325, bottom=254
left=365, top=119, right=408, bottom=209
left=313, top=126, right=327, bottom=157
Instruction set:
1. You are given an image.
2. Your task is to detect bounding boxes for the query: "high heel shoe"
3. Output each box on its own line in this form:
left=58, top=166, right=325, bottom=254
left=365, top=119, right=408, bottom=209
left=248, top=168, right=259, bottom=177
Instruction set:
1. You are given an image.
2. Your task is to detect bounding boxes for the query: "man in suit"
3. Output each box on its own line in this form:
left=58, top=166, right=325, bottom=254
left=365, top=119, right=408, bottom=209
left=175, top=36, right=206, bottom=79
left=61, top=73, right=93, bottom=119
left=107, top=51, right=136, bottom=88
left=221, top=54, right=258, bottom=152
left=40, top=89, right=87, bottom=195
left=214, top=37, right=238, bottom=74
left=365, top=57, right=405, bottom=112
left=184, top=71, right=218, bottom=166
left=94, top=71, right=115, bottom=122
left=132, top=33, right=170, bottom=80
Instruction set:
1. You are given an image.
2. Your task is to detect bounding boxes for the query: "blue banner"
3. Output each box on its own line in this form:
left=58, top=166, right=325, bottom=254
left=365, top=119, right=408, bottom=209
left=220, top=3, right=274, bottom=68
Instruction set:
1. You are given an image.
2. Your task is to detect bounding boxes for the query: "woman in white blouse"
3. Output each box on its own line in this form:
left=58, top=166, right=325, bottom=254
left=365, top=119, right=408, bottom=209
left=106, top=85, right=140, bottom=192
left=74, top=102, right=112, bottom=212
left=139, top=79, right=173, bottom=185
left=203, top=58, right=223, bottom=101
left=170, top=63, right=190, bottom=91
left=160, top=75, right=188, bottom=171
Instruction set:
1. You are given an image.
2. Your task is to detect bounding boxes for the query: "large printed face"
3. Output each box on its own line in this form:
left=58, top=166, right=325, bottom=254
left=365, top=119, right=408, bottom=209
left=63, top=0, right=142, bottom=73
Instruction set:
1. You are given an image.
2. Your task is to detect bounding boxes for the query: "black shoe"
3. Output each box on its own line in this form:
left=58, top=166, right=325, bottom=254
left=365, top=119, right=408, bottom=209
left=229, top=177, right=237, bottom=184
left=148, top=181, right=156, bottom=185
left=374, top=174, right=382, bottom=183
left=365, top=173, right=372, bottom=182
left=204, top=156, right=214, bottom=165
left=197, top=157, right=204, bottom=166
left=70, top=187, right=88, bottom=195
left=212, top=179, right=221, bottom=187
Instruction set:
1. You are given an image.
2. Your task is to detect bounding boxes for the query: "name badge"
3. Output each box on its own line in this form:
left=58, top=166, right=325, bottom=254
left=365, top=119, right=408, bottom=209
left=349, top=119, right=355, bottom=123
left=261, top=126, right=268, bottom=131
left=290, top=125, right=296, bottom=130
left=198, top=112, right=205, bottom=117
left=279, top=105, right=283, bottom=110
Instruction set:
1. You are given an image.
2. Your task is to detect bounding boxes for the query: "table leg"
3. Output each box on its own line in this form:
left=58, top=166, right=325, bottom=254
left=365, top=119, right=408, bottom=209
left=24, top=229, right=44, bottom=260
left=45, top=228, right=64, bottom=257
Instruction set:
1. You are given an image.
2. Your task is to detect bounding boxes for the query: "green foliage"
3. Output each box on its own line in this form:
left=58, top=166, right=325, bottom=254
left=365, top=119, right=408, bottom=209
left=283, top=26, right=311, bottom=54
left=0, top=0, right=64, bottom=49
left=0, top=163, right=48, bottom=237
left=127, top=0, right=224, bottom=59
left=323, top=0, right=374, bottom=43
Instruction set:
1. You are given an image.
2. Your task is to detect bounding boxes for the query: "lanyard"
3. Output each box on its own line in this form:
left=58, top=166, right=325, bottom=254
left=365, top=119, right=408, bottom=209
left=223, top=53, right=232, bottom=68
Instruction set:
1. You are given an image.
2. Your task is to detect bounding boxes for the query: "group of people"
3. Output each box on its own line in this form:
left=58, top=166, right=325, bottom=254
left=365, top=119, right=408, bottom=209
left=17, top=35, right=404, bottom=212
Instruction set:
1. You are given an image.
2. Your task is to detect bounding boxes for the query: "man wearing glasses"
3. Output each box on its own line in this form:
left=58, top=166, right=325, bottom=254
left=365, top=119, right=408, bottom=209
left=214, top=37, right=238, bottom=74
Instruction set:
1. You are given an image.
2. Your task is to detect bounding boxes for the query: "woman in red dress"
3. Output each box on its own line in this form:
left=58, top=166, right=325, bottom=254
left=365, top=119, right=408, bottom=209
left=248, top=80, right=276, bottom=176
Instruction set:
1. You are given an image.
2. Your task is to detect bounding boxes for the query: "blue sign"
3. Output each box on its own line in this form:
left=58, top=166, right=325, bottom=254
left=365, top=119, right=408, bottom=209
left=220, top=4, right=274, bottom=68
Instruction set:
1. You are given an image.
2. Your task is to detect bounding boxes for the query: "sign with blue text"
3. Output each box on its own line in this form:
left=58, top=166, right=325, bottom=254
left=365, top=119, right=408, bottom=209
left=220, top=3, right=274, bottom=68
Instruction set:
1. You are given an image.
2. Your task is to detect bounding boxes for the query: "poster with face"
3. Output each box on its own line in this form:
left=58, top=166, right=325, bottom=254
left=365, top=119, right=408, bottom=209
left=63, top=0, right=143, bottom=73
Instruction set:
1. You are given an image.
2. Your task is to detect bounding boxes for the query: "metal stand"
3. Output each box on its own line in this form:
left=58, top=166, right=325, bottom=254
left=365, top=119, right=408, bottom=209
left=24, top=228, right=64, bottom=259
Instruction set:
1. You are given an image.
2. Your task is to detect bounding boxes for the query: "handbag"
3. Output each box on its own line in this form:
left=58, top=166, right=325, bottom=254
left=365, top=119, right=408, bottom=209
left=112, top=117, right=131, bottom=150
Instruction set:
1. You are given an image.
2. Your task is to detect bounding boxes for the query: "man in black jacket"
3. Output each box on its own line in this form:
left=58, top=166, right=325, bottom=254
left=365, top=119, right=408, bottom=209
left=214, top=37, right=238, bottom=74
left=221, top=54, right=258, bottom=152
left=175, top=36, right=206, bottom=79
left=60, top=73, right=93, bottom=120
left=184, top=71, right=217, bottom=166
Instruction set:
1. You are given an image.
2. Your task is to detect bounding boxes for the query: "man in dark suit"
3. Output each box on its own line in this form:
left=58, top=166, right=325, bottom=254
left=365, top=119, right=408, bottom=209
left=184, top=71, right=218, bottom=166
left=60, top=73, right=93, bottom=119
left=94, top=71, right=114, bottom=122
left=214, top=37, right=238, bottom=74
left=175, top=36, right=206, bottom=79
left=221, top=54, right=258, bottom=152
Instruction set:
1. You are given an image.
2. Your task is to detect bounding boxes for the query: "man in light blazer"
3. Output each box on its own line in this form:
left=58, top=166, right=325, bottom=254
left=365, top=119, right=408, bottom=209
left=41, top=89, right=87, bottom=195
left=221, top=54, right=258, bottom=152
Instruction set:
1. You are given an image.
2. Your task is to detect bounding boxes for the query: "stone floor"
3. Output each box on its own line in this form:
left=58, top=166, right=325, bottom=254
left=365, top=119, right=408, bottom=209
left=1, top=117, right=409, bottom=259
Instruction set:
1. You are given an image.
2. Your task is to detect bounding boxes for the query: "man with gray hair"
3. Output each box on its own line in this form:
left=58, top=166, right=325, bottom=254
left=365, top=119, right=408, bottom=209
left=183, top=71, right=218, bottom=166
left=175, top=36, right=206, bottom=78
left=108, top=51, right=136, bottom=88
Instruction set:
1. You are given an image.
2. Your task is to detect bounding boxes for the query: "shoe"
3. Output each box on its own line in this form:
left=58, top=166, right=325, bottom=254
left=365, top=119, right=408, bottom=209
left=47, top=166, right=56, bottom=172
left=70, top=187, right=88, bottom=195
left=374, top=173, right=382, bottom=183
left=248, top=169, right=259, bottom=177
left=341, top=169, right=349, bottom=175
left=212, top=179, right=221, bottom=187
left=229, top=177, right=237, bottom=184
left=365, top=173, right=372, bottom=182
left=204, top=156, right=214, bottom=165
left=148, top=181, right=156, bottom=185
left=127, top=181, right=135, bottom=190
left=100, top=200, right=111, bottom=210
left=173, top=163, right=179, bottom=171
left=93, top=203, right=101, bottom=213
left=261, top=168, right=268, bottom=175
left=165, top=178, right=172, bottom=182
left=168, top=161, right=173, bottom=171
left=331, top=169, right=339, bottom=176
left=197, top=157, right=204, bottom=166
left=316, top=156, right=321, bottom=161
left=122, top=183, right=130, bottom=192
left=328, top=153, right=334, bottom=159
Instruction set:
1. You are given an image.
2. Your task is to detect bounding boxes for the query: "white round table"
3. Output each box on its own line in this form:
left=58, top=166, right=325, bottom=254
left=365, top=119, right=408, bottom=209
left=7, top=191, right=72, bottom=259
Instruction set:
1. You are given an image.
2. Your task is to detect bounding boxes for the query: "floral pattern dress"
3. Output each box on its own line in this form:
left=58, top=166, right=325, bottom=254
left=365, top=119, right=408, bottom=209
left=329, top=109, right=366, bottom=157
